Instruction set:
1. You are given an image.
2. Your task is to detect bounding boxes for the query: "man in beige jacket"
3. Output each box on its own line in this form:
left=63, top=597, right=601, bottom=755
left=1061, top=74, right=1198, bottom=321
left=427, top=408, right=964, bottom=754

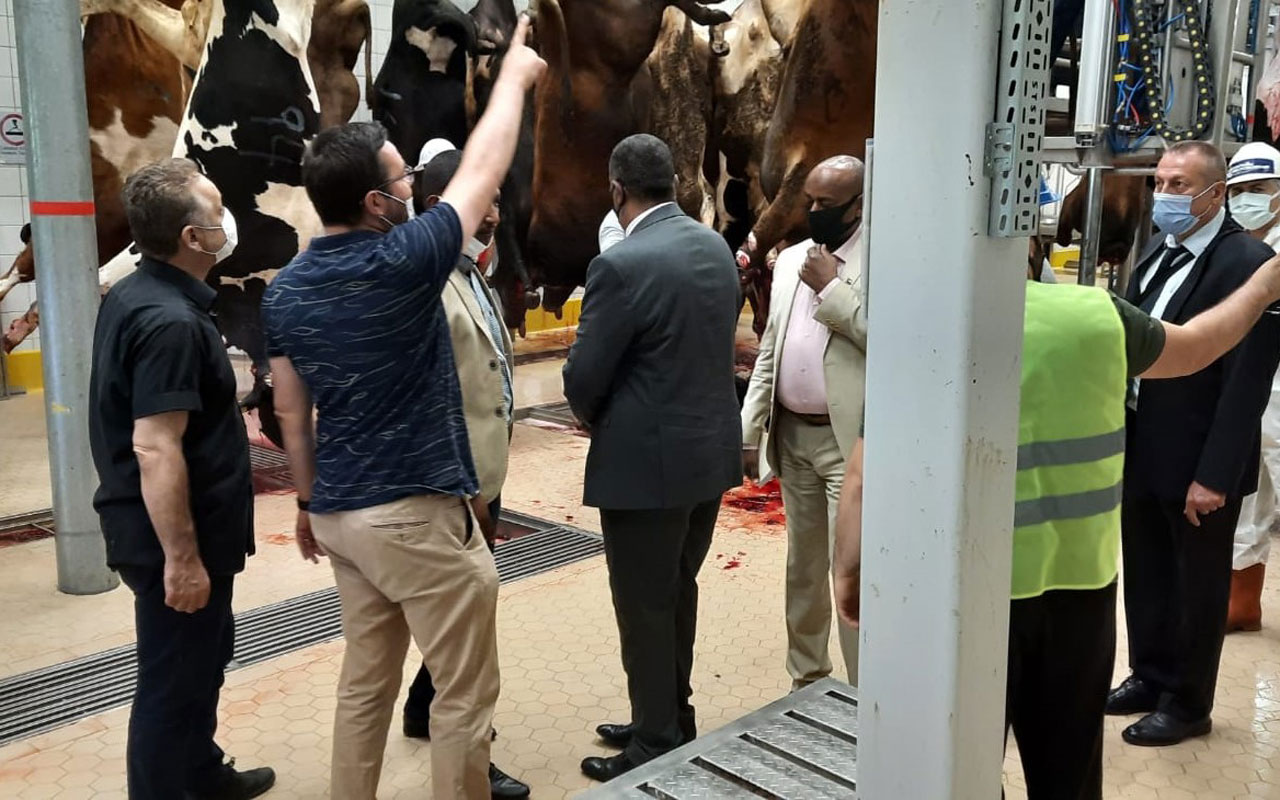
left=740, top=155, right=867, bottom=689
left=398, top=146, right=528, bottom=799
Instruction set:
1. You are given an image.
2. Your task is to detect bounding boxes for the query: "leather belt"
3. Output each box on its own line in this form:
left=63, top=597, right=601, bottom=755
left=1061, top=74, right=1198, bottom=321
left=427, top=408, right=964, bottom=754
left=784, top=409, right=831, bottom=426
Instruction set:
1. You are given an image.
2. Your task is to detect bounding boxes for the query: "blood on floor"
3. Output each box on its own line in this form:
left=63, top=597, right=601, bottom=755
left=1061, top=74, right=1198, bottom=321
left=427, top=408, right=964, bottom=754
left=721, top=479, right=786, bottom=529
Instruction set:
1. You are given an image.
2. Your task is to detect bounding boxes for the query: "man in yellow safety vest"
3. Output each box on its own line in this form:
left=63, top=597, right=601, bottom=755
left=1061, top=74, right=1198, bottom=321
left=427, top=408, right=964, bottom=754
left=831, top=254, right=1280, bottom=799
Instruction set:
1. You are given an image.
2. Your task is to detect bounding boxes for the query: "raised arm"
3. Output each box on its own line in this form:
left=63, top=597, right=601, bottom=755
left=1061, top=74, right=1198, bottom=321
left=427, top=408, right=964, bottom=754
left=441, top=15, right=546, bottom=240
left=1142, top=253, right=1280, bottom=379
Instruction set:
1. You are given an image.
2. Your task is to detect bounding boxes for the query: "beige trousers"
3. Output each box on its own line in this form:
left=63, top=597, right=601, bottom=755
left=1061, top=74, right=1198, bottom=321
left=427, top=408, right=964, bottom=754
left=310, top=494, right=500, bottom=800
left=775, top=410, right=859, bottom=689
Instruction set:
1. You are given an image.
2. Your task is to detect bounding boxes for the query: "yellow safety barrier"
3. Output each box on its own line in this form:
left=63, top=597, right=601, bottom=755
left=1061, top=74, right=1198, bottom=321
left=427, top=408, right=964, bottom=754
left=3, top=349, right=43, bottom=391
left=525, top=298, right=582, bottom=333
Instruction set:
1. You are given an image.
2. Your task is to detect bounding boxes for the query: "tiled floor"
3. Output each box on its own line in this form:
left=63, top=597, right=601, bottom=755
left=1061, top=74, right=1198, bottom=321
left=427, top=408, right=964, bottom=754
left=3, top=352, right=1280, bottom=797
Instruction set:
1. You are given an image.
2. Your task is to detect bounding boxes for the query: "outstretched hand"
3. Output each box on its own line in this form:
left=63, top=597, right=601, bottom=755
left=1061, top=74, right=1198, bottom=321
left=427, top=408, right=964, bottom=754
left=498, top=15, right=547, bottom=92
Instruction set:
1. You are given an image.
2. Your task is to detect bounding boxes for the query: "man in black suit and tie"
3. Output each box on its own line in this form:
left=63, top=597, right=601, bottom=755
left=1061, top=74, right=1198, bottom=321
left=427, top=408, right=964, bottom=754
left=564, top=134, right=742, bottom=782
left=1109, top=140, right=1280, bottom=746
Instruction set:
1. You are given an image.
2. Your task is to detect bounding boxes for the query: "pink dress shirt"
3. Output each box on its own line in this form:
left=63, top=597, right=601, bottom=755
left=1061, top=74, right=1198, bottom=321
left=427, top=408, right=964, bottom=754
left=775, top=231, right=862, bottom=415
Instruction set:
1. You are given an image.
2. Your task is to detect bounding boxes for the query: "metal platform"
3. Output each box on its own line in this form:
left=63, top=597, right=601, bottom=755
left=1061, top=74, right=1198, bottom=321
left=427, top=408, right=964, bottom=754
left=582, top=678, right=858, bottom=800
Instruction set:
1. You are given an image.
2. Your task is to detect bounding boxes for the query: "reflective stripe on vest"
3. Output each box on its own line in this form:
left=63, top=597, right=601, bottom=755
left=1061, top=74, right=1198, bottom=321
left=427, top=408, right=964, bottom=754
left=1012, top=283, right=1128, bottom=600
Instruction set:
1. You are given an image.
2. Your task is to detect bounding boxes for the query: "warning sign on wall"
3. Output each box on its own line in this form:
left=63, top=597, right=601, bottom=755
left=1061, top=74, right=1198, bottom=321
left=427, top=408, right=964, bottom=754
left=0, top=113, right=25, bottom=166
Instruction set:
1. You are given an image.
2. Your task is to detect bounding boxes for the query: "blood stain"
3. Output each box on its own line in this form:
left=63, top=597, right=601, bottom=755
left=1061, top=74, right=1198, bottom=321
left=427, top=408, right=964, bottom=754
left=722, top=479, right=786, bottom=526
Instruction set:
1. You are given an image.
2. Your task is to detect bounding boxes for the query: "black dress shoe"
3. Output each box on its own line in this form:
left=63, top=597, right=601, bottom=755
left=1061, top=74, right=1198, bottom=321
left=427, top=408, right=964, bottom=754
left=403, top=715, right=432, bottom=739
left=1106, top=676, right=1159, bottom=716
left=1122, top=711, right=1212, bottom=747
left=403, top=717, right=498, bottom=743
left=595, top=722, right=635, bottom=747
left=581, top=752, right=638, bottom=782
left=489, top=763, right=530, bottom=798
left=186, top=759, right=276, bottom=800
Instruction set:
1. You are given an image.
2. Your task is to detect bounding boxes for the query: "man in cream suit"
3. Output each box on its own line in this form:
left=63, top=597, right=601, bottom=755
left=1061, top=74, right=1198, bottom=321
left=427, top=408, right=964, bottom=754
left=741, top=155, right=867, bottom=689
left=400, top=146, right=529, bottom=799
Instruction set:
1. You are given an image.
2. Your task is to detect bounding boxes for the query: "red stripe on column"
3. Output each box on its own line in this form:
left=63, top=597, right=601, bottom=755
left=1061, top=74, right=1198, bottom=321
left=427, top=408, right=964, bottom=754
left=31, top=201, right=96, bottom=216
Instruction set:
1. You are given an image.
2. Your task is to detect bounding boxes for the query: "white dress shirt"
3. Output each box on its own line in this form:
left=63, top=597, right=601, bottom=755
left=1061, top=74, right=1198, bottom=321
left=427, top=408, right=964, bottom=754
left=597, top=203, right=678, bottom=254
left=1139, top=207, right=1226, bottom=321
left=1131, top=207, right=1226, bottom=402
left=775, top=229, right=863, bottom=414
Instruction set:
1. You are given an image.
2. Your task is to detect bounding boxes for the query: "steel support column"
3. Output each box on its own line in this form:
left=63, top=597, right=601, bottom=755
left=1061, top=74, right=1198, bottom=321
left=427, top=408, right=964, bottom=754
left=13, top=0, right=117, bottom=594
left=857, top=0, right=1024, bottom=796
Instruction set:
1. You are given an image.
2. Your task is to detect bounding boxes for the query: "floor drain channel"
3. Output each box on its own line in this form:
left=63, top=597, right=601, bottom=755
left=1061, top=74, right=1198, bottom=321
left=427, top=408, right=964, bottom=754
left=519, top=401, right=578, bottom=427
left=0, top=516, right=602, bottom=747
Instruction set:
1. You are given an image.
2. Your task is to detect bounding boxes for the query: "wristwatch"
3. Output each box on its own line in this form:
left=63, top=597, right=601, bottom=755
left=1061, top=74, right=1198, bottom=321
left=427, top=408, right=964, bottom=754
left=296, top=497, right=311, bottom=512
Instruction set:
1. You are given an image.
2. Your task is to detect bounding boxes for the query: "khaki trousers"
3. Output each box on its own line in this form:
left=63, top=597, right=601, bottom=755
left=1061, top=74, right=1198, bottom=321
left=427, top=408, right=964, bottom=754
left=775, top=409, right=859, bottom=689
left=310, top=494, right=500, bottom=800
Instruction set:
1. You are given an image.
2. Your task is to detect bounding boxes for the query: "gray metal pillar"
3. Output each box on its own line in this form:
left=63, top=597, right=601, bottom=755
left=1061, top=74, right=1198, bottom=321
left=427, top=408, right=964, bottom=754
left=14, top=0, right=117, bottom=594
left=1074, top=0, right=1117, bottom=286
left=1078, top=167, right=1105, bottom=285
left=858, top=0, right=1023, bottom=795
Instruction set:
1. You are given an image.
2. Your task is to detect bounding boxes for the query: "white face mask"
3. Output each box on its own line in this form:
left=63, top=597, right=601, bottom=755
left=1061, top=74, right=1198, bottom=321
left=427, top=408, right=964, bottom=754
left=376, top=190, right=415, bottom=229
left=1228, top=190, right=1280, bottom=231
left=193, top=208, right=238, bottom=263
left=463, top=237, right=490, bottom=260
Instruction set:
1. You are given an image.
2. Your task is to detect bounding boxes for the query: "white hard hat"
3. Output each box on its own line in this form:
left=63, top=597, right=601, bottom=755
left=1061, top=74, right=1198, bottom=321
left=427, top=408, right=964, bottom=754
left=417, top=138, right=457, bottom=168
left=1227, top=142, right=1280, bottom=186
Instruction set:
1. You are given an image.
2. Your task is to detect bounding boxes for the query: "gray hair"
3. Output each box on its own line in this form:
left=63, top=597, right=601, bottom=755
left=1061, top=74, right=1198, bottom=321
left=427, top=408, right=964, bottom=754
left=122, top=158, right=203, bottom=260
left=1165, top=140, right=1228, bottom=183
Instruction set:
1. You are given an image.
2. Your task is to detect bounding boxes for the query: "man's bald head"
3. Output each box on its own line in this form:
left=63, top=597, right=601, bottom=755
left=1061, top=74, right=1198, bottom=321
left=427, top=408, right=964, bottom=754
left=806, top=156, right=865, bottom=202
left=804, top=155, right=865, bottom=248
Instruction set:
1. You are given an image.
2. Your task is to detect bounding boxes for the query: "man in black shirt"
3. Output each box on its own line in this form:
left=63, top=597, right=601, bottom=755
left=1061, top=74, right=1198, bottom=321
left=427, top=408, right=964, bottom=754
left=89, top=158, right=274, bottom=800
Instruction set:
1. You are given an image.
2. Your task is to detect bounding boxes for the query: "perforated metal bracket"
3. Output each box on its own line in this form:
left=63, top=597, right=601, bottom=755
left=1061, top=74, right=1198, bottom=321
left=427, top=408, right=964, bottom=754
left=987, top=0, right=1052, bottom=237
left=985, top=122, right=1014, bottom=176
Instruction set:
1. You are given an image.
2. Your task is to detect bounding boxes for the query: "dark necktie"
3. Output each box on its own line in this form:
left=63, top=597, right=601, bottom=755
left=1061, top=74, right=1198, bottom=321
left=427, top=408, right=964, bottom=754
left=1138, top=245, right=1190, bottom=310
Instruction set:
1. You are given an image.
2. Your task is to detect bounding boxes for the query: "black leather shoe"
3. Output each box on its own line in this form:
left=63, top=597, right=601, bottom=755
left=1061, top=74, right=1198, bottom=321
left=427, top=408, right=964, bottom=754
left=186, top=759, right=276, bottom=800
left=581, top=752, right=638, bottom=782
left=1106, top=676, right=1159, bottom=716
left=490, top=763, right=530, bottom=798
left=403, top=715, right=431, bottom=740
left=595, top=722, right=635, bottom=747
left=1122, top=711, right=1212, bottom=747
left=404, top=718, right=498, bottom=743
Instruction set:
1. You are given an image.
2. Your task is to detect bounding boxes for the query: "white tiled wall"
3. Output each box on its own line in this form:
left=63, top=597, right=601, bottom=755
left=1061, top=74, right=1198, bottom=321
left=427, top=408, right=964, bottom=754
left=0, top=0, right=34, bottom=353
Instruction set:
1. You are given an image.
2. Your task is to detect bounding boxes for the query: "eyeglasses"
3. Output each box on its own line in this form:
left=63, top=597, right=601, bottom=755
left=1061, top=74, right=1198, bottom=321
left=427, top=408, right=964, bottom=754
left=378, top=164, right=424, bottom=190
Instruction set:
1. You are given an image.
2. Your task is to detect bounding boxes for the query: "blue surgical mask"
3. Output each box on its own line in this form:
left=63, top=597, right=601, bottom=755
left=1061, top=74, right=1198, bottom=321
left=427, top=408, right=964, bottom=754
left=1152, top=183, right=1219, bottom=236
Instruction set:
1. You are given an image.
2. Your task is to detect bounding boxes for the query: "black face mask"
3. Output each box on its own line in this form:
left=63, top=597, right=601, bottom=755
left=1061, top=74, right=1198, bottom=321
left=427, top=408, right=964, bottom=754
left=808, top=196, right=860, bottom=247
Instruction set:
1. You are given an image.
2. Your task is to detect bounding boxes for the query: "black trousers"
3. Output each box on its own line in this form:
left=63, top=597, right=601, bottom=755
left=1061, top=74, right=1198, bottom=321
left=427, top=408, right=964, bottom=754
left=1121, top=492, right=1241, bottom=721
left=404, top=495, right=502, bottom=721
left=599, top=497, right=720, bottom=764
left=1006, top=584, right=1115, bottom=800
left=118, top=565, right=235, bottom=800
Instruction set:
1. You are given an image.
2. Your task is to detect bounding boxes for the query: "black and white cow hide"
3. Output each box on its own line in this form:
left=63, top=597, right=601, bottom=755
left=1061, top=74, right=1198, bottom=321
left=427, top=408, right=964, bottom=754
left=100, top=0, right=322, bottom=421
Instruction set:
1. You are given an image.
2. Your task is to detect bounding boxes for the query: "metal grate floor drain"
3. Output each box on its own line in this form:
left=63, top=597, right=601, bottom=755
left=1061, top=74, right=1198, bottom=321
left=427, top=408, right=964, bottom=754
left=0, top=515, right=602, bottom=747
left=518, top=401, right=578, bottom=428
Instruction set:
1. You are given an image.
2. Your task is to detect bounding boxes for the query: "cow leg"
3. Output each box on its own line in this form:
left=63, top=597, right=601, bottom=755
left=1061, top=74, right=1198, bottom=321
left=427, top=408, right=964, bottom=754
left=2, top=303, right=39, bottom=355
left=0, top=266, right=21, bottom=305
left=667, top=0, right=732, bottom=27
left=743, top=162, right=808, bottom=337
left=493, top=219, right=531, bottom=331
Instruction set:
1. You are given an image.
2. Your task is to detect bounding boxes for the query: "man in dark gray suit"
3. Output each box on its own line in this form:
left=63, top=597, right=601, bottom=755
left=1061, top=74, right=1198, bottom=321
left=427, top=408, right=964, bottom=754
left=565, top=134, right=743, bottom=782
